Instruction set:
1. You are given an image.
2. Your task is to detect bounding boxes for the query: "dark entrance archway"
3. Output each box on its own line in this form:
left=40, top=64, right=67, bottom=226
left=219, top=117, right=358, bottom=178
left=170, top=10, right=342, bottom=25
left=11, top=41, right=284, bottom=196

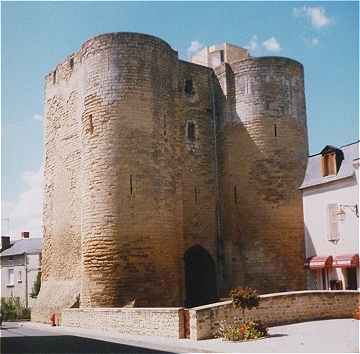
left=184, top=245, right=217, bottom=308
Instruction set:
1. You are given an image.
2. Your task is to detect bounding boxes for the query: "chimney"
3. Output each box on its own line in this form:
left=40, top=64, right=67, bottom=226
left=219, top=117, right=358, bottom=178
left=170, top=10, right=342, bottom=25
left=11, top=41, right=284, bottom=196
left=1, top=236, right=11, bottom=251
left=21, top=231, right=30, bottom=239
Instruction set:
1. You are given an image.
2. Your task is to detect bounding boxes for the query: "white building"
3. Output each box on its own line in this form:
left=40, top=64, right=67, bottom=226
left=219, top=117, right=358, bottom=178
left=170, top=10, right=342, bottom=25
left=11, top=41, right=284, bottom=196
left=1, top=233, right=42, bottom=307
left=301, top=141, right=359, bottom=290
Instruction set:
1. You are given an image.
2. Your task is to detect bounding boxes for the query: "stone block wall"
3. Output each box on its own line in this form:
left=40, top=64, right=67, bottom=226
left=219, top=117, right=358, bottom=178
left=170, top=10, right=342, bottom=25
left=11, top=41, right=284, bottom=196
left=62, top=307, right=185, bottom=338
left=218, top=57, right=308, bottom=293
left=189, top=290, right=360, bottom=339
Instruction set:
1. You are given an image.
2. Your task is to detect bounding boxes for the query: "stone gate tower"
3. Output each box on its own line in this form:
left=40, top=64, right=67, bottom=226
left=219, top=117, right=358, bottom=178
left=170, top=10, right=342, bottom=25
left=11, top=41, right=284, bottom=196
left=193, top=45, right=308, bottom=294
left=33, top=33, right=308, bottom=322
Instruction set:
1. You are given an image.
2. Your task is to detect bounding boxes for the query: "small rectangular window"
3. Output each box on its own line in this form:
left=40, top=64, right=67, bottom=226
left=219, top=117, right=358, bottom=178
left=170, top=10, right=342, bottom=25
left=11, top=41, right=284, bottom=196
left=18, top=271, right=22, bottom=282
left=184, top=79, right=193, bottom=96
left=187, top=122, right=196, bottom=142
left=234, top=186, right=238, bottom=204
left=53, top=70, right=56, bottom=84
left=8, top=269, right=14, bottom=285
left=220, top=50, right=224, bottom=63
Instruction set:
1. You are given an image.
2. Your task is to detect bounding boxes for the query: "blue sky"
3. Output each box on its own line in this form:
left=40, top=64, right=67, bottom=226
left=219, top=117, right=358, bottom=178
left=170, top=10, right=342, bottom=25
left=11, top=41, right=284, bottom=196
left=1, top=1, right=358, bottom=238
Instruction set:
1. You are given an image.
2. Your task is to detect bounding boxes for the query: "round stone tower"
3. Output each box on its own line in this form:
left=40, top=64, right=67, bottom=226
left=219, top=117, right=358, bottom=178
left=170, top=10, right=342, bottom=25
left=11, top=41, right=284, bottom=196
left=79, top=33, right=182, bottom=307
left=222, top=57, right=308, bottom=293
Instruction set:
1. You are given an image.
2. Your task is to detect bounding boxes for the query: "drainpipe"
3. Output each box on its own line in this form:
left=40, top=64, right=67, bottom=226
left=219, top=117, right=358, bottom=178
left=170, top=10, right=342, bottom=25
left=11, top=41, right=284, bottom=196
left=24, top=253, right=28, bottom=308
left=209, top=71, right=224, bottom=295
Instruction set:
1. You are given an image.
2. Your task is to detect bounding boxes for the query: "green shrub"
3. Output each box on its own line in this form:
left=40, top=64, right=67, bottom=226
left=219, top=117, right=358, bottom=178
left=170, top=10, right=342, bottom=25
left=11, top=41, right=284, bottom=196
left=21, top=307, right=31, bottom=320
left=1, top=297, right=30, bottom=321
left=217, top=287, right=266, bottom=341
left=229, top=287, right=259, bottom=320
left=217, top=318, right=268, bottom=341
left=230, top=287, right=259, bottom=312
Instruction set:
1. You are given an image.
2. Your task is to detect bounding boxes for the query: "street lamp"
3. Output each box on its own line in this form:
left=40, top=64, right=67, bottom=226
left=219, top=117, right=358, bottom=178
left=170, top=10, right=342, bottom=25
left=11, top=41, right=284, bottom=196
left=336, top=204, right=359, bottom=221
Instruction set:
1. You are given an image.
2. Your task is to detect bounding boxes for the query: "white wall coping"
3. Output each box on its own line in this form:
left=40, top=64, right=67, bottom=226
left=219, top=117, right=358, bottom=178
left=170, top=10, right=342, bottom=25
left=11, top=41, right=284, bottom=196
left=64, top=307, right=184, bottom=312
left=191, top=290, right=359, bottom=311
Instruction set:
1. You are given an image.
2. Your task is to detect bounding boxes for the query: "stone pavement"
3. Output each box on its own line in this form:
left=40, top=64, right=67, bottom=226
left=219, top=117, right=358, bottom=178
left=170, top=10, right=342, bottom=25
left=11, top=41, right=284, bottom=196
left=2, top=318, right=359, bottom=353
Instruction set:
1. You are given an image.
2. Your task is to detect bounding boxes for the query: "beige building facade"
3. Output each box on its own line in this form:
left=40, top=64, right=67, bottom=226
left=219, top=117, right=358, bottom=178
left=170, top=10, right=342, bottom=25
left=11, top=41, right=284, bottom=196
left=33, top=32, right=309, bottom=322
left=1, top=235, right=42, bottom=308
left=301, top=142, right=359, bottom=290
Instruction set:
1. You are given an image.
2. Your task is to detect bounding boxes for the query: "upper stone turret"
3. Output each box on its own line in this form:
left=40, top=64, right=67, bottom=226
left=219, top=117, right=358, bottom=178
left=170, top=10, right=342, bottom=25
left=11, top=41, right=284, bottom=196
left=191, top=43, right=249, bottom=68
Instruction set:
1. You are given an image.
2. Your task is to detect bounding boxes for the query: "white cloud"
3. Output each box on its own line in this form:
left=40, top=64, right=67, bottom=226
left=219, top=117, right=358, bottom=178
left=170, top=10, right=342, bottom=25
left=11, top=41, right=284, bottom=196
left=244, top=35, right=259, bottom=54
left=303, top=37, right=320, bottom=47
left=262, top=37, right=282, bottom=52
left=293, top=6, right=333, bottom=29
left=187, top=40, right=204, bottom=58
left=33, top=114, right=43, bottom=121
left=2, top=167, right=43, bottom=239
left=311, top=38, right=320, bottom=46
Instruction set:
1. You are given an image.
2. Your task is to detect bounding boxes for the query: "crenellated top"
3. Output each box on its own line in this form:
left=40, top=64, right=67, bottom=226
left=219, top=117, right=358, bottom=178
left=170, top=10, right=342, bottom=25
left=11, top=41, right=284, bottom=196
left=230, top=56, right=304, bottom=76
left=45, top=32, right=178, bottom=87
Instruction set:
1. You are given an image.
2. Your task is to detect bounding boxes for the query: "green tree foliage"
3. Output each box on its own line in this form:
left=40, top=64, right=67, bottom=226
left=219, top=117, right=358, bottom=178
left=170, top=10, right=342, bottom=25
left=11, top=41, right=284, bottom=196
left=1, top=297, right=30, bottom=320
left=31, top=272, right=41, bottom=298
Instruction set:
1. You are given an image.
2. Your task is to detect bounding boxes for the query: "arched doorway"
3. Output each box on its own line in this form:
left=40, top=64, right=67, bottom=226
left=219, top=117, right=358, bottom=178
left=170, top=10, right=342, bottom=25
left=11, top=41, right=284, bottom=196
left=184, top=245, right=217, bottom=307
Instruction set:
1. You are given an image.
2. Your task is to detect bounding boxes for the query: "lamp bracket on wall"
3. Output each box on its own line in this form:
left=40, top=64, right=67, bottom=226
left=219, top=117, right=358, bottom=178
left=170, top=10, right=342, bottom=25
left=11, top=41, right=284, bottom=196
left=336, top=204, right=359, bottom=221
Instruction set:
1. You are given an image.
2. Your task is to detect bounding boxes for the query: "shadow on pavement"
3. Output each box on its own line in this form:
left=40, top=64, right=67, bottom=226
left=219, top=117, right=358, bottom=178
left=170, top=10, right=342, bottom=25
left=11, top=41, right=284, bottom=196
left=1, top=335, right=175, bottom=354
left=268, top=333, right=288, bottom=338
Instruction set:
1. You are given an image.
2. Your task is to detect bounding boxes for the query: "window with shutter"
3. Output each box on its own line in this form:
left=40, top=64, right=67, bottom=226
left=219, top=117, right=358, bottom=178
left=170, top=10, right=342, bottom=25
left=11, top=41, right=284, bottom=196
left=327, top=204, right=340, bottom=242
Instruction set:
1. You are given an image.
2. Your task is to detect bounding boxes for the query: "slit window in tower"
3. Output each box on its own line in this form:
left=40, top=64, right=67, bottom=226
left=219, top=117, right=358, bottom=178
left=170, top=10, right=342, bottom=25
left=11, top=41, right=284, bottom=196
left=130, top=175, right=133, bottom=195
left=88, top=114, right=94, bottom=134
left=220, top=50, right=224, bottom=63
left=194, top=187, right=198, bottom=203
left=234, top=185, right=238, bottom=204
left=69, top=58, right=74, bottom=69
left=187, top=121, right=196, bottom=142
left=53, top=70, right=56, bottom=84
left=184, top=79, right=194, bottom=96
left=274, top=124, right=277, bottom=137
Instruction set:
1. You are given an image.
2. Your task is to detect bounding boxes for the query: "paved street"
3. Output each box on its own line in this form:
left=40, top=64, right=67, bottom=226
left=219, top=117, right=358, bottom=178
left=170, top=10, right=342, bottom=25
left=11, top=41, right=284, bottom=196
left=1, top=318, right=358, bottom=353
left=0, top=322, right=176, bottom=354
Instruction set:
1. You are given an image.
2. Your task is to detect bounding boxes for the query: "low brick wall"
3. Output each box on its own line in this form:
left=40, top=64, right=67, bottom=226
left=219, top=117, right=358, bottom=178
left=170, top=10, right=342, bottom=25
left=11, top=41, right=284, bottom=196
left=189, top=290, right=360, bottom=340
left=62, top=307, right=185, bottom=338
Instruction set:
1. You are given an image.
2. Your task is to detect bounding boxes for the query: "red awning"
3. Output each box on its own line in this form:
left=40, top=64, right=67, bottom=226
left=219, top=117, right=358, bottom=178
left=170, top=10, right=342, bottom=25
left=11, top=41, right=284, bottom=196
left=333, top=254, right=359, bottom=268
left=304, top=256, right=333, bottom=269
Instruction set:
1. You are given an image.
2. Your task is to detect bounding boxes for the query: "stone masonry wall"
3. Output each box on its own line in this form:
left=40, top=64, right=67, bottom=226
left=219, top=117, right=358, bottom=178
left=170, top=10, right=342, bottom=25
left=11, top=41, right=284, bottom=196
left=218, top=57, right=308, bottom=293
left=62, top=307, right=185, bottom=338
left=34, top=33, right=221, bottom=320
left=79, top=33, right=184, bottom=308
left=177, top=61, right=219, bottom=277
left=33, top=45, right=83, bottom=322
left=189, top=290, right=360, bottom=339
